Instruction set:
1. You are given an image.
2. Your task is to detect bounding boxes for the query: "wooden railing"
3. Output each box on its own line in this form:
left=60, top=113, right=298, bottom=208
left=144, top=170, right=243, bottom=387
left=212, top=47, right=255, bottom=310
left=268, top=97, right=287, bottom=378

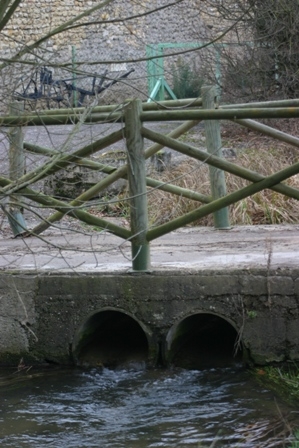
left=2, top=87, right=299, bottom=270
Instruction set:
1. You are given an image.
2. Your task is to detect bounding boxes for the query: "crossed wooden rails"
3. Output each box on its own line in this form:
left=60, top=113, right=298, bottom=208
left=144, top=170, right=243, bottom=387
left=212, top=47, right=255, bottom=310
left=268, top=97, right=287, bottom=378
left=2, top=89, right=299, bottom=270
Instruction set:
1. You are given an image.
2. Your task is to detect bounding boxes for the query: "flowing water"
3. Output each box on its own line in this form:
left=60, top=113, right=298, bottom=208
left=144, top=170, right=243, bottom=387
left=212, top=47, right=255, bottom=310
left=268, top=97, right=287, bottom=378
left=0, top=364, right=298, bottom=448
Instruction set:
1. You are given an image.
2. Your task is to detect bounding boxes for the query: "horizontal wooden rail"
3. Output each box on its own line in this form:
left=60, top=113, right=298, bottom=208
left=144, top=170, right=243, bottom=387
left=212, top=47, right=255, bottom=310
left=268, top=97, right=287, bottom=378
left=0, top=113, right=122, bottom=126
left=222, top=99, right=299, bottom=110
left=3, top=106, right=299, bottom=127
left=30, top=98, right=204, bottom=116
left=6, top=97, right=299, bottom=120
left=0, top=98, right=203, bottom=126
left=140, top=108, right=299, bottom=122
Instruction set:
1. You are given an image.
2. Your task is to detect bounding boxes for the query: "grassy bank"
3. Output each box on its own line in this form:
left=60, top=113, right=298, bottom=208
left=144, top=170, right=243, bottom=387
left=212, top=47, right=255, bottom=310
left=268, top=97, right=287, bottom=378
left=253, top=364, right=299, bottom=447
left=254, top=364, right=299, bottom=406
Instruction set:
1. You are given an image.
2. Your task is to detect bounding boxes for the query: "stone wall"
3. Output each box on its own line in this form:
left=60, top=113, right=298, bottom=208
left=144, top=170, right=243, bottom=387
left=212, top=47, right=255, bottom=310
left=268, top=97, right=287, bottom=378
left=0, top=1, right=209, bottom=107
left=1, top=0, right=206, bottom=52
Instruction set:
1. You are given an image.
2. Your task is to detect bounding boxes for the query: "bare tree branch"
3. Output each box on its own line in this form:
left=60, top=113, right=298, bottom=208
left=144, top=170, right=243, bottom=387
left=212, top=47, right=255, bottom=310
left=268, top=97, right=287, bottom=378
left=0, top=1, right=22, bottom=32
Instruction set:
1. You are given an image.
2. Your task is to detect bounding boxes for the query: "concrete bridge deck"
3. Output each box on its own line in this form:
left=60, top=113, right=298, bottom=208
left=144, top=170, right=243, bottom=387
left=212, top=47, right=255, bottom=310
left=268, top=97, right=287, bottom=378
left=1, top=225, right=299, bottom=368
left=1, top=224, right=299, bottom=273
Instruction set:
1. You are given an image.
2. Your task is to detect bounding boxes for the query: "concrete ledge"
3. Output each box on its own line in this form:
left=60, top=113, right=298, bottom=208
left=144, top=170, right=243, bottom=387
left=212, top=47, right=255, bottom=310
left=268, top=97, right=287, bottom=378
left=1, top=225, right=299, bottom=273
left=1, top=225, right=299, bottom=367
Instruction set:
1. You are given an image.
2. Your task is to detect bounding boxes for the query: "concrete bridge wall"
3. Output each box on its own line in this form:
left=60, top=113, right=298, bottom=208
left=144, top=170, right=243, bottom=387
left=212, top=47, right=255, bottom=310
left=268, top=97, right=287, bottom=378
left=1, top=268, right=299, bottom=368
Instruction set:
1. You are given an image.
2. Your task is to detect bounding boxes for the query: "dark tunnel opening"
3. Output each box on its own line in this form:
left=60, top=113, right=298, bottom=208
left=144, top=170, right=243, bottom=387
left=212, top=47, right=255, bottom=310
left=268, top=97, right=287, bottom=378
left=73, top=310, right=150, bottom=368
left=166, top=313, right=243, bottom=369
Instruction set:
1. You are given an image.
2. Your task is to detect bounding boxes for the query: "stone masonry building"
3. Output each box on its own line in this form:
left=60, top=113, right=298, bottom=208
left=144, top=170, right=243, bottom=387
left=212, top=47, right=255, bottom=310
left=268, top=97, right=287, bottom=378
left=0, top=1, right=218, bottom=106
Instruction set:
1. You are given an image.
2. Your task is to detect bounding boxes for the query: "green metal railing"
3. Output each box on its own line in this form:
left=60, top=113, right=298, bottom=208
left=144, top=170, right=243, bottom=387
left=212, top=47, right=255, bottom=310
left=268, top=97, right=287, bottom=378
left=146, top=42, right=223, bottom=101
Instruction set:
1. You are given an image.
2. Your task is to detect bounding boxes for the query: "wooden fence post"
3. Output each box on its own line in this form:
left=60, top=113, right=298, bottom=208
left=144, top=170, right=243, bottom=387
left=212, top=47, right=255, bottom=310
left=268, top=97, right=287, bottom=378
left=201, top=85, right=230, bottom=229
left=8, top=101, right=27, bottom=236
left=125, top=99, right=151, bottom=271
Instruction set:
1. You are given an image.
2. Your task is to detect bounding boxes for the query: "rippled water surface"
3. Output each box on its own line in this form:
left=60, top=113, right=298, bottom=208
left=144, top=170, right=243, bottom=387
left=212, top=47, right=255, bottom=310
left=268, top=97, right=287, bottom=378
left=0, top=365, right=297, bottom=447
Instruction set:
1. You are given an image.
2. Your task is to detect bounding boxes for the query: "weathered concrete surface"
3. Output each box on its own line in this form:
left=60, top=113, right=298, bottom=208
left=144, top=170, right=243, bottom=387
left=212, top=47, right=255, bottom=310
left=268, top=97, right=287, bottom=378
left=0, top=225, right=299, bottom=366
left=1, top=224, right=299, bottom=272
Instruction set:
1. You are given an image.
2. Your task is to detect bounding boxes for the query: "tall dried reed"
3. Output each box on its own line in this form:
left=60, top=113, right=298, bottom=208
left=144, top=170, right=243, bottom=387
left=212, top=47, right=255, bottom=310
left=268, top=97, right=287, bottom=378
left=146, top=146, right=299, bottom=227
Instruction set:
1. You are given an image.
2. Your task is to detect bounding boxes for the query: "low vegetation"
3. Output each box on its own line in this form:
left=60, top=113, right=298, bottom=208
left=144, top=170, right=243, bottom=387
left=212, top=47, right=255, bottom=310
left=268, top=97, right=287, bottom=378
left=100, top=137, right=299, bottom=228
left=83, top=123, right=299, bottom=234
left=253, top=364, right=299, bottom=447
left=255, top=365, right=299, bottom=405
left=170, top=58, right=205, bottom=99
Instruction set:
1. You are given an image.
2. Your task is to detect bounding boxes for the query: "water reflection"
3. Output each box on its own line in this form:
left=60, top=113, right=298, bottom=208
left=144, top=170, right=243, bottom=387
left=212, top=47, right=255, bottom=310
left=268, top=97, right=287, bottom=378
left=0, top=365, right=297, bottom=447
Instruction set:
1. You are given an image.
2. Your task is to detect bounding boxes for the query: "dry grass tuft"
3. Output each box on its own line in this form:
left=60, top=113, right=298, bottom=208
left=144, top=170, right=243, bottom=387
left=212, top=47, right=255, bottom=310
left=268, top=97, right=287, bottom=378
left=146, top=144, right=299, bottom=227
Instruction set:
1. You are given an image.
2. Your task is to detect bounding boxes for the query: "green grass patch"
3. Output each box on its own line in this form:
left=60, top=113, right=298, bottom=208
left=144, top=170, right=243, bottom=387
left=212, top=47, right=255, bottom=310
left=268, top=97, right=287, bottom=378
left=254, top=364, right=299, bottom=406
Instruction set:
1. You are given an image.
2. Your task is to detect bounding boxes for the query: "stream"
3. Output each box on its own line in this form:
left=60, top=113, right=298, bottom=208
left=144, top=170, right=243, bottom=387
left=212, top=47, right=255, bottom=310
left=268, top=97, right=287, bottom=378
left=0, top=364, right=298, bottom=447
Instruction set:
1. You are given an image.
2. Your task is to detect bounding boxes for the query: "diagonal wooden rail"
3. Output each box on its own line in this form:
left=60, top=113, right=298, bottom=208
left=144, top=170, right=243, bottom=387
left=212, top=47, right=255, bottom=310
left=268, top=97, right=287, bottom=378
left=2, top=91, right=299, bottom=270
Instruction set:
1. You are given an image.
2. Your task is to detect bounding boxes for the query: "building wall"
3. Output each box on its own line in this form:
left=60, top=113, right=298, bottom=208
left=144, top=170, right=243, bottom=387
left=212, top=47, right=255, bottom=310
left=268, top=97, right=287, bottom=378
left=0, top=1, right=208, bottom=106
left=1, top=1, right=205, bottom=52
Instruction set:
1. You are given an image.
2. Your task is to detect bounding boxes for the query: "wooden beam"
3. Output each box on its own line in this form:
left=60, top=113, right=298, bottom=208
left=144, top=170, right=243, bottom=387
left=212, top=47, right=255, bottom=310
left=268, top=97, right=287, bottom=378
left=141, top=127, right=299, bottom=201
left=202, top=86, right=230, bottom=229
left=7, top=101, right=27, bottom=236
left=125, top=99, right=150, bottom=271
left=147, top=158, right=299, bottom=241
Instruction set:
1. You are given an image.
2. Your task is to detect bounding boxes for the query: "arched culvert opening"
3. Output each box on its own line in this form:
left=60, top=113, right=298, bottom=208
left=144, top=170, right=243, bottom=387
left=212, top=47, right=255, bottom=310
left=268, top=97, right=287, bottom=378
left=73, top=309, right=155, bottom=368
left=165, top=313, right=243, bottom=369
